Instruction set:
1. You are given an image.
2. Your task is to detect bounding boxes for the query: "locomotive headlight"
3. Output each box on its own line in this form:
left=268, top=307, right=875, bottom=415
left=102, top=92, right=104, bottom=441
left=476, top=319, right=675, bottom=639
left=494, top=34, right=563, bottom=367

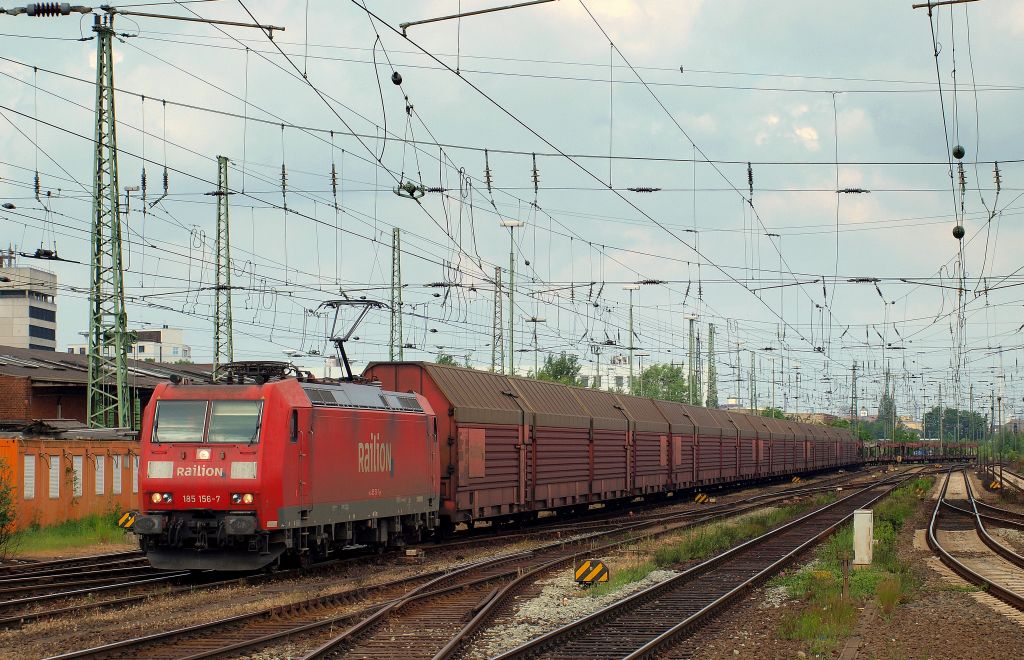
left=196, top=448, right=212, bottom=460
left=231, top=493, right=255, bottom=504
left=161, top=492, right=173, bottom=503
left=150, top=492, right=162, bottom=504
left=242, top=493, right=254, bottom=504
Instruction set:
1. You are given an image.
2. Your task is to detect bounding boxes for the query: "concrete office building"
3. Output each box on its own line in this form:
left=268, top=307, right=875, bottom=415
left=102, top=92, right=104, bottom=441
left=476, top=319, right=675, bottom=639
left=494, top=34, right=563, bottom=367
left=0, top=250, right=58, bottom=351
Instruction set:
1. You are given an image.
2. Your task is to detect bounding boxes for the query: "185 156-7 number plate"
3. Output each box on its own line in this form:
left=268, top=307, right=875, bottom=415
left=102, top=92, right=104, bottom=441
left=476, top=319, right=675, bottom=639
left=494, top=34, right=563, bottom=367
left=180, top=494, right=222, bottom=504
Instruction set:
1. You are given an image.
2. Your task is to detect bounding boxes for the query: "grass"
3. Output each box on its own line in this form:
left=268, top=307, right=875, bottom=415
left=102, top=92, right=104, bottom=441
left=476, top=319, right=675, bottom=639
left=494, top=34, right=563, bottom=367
left=771, top=475, right=935, bottom=656
left=587, top=492, right=837, bottom=597
left=11, top=512, right=128, bottom=554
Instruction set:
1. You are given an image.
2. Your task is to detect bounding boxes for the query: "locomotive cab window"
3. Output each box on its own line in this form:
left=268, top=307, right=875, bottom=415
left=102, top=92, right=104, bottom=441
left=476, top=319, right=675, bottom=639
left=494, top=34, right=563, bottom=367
left=208, top=401, right=264, bottom=443
left=154, top=401, right=209, bottom=443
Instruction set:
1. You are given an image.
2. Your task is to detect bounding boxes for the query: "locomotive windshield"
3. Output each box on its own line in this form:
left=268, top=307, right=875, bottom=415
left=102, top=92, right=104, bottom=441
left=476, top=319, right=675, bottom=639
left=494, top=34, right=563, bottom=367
left=153, top=401, right=208, bottom=443
left=152, top=400, right=263, bottom=443
left=208, top=401, right=263, bottom=443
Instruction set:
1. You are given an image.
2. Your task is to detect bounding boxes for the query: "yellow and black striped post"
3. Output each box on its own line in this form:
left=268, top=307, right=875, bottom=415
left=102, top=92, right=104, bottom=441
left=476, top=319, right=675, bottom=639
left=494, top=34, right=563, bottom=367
left=117, top=511, right=137, bottom=529
left=694, top=493, right=709, bottom=504
left=574, top=559, right=609, bottom=585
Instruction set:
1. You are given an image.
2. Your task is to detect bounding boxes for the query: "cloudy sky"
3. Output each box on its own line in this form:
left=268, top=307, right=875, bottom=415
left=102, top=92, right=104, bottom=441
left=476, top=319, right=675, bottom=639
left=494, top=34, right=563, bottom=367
left=3, top=0, right=1024, bottom=422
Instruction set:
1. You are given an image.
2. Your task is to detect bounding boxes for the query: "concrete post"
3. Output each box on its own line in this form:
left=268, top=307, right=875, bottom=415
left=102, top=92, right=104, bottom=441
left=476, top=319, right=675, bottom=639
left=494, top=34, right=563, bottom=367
left=853, top=509, right=873, bottom=566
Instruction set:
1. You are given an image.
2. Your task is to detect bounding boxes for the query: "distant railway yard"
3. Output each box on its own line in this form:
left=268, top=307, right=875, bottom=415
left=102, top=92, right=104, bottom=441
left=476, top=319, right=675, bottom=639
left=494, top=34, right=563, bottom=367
left=0, top=462, right=1022, bottom=659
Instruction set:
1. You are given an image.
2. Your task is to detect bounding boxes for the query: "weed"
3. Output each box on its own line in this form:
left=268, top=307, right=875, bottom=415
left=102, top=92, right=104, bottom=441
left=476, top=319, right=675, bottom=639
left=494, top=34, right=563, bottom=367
left=12, top=512, right=126, bottom=554
left=876, top=576, right=902, bottom=616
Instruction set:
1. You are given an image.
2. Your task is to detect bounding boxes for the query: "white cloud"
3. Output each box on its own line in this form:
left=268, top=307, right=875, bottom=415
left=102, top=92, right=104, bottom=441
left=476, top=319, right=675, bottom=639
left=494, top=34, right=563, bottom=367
left=792, top=125, right=820, bottom=151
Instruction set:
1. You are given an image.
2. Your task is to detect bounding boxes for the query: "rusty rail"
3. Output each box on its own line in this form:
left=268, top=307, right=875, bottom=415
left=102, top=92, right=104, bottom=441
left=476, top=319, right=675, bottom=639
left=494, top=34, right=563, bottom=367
left=927, top=468, right=1024, bottom=613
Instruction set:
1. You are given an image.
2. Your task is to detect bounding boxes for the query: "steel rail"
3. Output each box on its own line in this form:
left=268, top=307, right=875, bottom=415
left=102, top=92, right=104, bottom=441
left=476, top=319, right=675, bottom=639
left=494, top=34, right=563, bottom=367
left=1, top=572, right=190, bottom=613
left=0, top=567, right=169, bottom=597
left=927, top=469, right=1024, bottom=612
left=975, top=498, right=1024, bottom=521
left=494, top=471, right=918, bottom=659
left=0, top=551, right=143, bottom=575
left=0, top=557, right=150, bottom=583
left=941, top=500, right=1024, bottom=532
left=961, top=471, right=1024, bottom=571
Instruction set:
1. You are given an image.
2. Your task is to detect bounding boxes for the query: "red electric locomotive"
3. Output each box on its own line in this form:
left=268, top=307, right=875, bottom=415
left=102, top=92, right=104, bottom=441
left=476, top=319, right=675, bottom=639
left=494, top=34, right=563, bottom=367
left=133, top=363, right=439, bottom=570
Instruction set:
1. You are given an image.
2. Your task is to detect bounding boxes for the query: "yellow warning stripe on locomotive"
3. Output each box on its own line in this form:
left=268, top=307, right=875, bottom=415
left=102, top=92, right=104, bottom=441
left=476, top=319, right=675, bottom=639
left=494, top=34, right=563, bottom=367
left=574, top=559, right=609, bottom=584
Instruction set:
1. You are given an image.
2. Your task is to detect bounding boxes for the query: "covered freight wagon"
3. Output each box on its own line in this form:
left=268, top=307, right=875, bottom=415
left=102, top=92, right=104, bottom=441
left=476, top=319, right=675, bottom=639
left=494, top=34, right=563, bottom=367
left=364, top=362, right=860, bottom=527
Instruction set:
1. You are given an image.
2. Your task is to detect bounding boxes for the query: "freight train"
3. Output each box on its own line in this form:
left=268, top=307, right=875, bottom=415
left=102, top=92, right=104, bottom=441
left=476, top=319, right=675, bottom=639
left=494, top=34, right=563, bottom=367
left=132, top=361, right=861, bottom=571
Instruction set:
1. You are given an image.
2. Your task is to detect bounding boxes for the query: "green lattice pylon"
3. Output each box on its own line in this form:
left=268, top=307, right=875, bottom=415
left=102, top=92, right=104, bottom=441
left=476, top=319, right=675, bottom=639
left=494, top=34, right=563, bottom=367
left=87, top=14, right=130, bottom=429
left=389, top=228, right=403, bottom=361
left=212, top=155, right=234, bottom=380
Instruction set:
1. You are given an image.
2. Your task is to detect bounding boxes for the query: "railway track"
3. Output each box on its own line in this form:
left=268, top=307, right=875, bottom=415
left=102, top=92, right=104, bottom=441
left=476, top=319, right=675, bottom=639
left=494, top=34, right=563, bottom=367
left=928, top=468, right=1024, bottom=611
left=295, top=476, right=878, bottom=659
left=0, top=550, right=197, bottom=624
left=487, top=470, right=920, bottom=660
left=50, top=471, right=867, bottom=660
left=998, top=466, right=1024, bottom=491
left=0, top=551, right=143, bottom=575
left=8, top=470, right=856, bottom=632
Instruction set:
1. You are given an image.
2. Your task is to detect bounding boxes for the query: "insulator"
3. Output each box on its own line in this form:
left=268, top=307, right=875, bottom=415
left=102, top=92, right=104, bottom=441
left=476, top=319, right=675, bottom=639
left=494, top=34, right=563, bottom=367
left=994, top=161, right=1002, bottom=193
left=34, top=171, right=40, bottom=199
left=141, top=168, right=147, bottom=197
left=484, top=149, right=493, bottom=194
left=162, top=167, right=168, bottom=192
left=957, top=162, right=966, bottom=191
left=627, top=187, right=661, bottom=193
left=426, top=187, right=447, bottom=193
left=280, top=163, right=287, bottom=190
left=330, top=163, right=338, bottom=197
left=26, top=3, right=71, bottom=17
left=531, top=153, right=539, bottom=194
left=747, top=162, right=753, bottom=199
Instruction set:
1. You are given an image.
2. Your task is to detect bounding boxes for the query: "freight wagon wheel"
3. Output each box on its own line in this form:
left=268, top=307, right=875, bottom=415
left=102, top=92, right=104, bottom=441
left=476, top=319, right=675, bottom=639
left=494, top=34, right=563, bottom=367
left=435, top=518, right=456, bottom=542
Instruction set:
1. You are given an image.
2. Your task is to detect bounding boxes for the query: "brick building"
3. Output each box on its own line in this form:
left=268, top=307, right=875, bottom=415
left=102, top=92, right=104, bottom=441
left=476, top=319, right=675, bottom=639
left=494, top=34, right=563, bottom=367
left=0, top=345, right=211, bottom=426
left=0, top=428, right=140, bottom=531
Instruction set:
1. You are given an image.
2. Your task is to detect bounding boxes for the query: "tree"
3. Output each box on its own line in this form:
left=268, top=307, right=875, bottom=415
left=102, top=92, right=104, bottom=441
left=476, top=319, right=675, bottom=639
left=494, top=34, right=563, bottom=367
left=0, top=459, right=15, bottom=559
left=829, top=418, right=872, bottom=441
left=923, top=406, right=987, bottom=442
left=536, top=353, right=582, bottom=386
left=436, top=353, right=459, bottom=366
left=630, top=363, right=688, bottom=402
left=761, top=407, right=787, bottom=419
